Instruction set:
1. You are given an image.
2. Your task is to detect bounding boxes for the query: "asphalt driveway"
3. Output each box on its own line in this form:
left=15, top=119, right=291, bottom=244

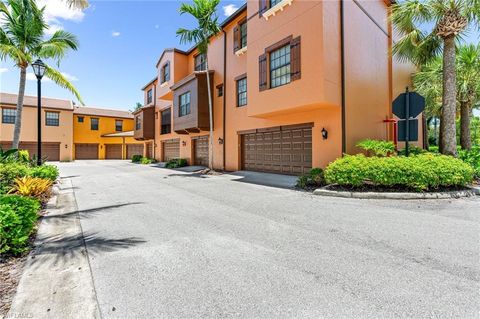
left=56, top=160, right=480, bottom=318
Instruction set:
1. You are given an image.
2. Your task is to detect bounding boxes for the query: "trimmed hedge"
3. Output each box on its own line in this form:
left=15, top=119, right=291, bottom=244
left=166, top=158, right=187, bottom=168
left=324, top=154, right=474, bottom=191
left=131, top=155, right=142, bottom=163
left=0, top=195, right=40, bottom=255
left=29, top=164, right=59, bottom=181
left=296, top=168, right=325, bottom=189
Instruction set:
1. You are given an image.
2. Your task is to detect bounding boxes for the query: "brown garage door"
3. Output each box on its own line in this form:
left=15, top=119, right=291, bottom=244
left=75, top=143, right=99, bottom=160
left=163, top=139, right=180, bottom=161
left=193, top=136, right=209, bottom=166
left=126, top=144, right=143, bottom=159
left=241, top=124, right=312, bottom=175
left=105, top=144, right=122, bottom=159
left=1, top=141, right=60, bottom=161
left=146, top=142, right=153, bottom=158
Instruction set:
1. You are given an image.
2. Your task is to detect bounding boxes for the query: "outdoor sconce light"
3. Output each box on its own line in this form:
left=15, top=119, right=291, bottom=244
left=65, top=144, right=68, bottom=149
left=321, top=128, right=328, bottom=140
left=218, top=137, right=224, bottom=145
left=182, top=141, right=187, bottom=146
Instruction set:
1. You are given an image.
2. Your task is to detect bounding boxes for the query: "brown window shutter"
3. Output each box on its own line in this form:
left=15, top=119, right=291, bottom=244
left=259, top=0, right=268, bottom=16
left=290, top=36, right=301, bottom=81
left=233, top=25, right=240, bottom=53
left=259, top=53, right=267, bottom=91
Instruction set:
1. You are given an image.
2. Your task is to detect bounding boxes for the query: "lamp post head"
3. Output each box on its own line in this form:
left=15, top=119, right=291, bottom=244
left=32, top=59, right=46, bottom=79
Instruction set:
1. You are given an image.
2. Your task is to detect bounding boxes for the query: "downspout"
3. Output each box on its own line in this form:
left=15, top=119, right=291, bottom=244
left=222, top=29, right=227, bottom=171
left=340, top=0, right=346, bottom=154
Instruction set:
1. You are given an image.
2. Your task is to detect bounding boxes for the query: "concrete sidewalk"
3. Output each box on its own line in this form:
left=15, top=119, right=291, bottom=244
left=8, top=178, right=99, bottom=319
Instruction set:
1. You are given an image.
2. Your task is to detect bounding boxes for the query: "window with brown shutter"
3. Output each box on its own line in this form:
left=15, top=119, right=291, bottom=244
left=233, top=25, right=240, bottom=53
left=259, top=0, right=268, bottom=16
left=259, top=54, right=267, bottom=91
left=290, top=36, right=301, bottom=81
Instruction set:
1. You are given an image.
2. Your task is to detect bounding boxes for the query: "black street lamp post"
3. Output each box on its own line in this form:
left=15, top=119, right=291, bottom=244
left=32, top=59, right=46, bottom=166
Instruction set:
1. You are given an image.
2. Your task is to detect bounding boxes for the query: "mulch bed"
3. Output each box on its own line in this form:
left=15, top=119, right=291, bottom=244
left=0, top=253, right=29, bottom=316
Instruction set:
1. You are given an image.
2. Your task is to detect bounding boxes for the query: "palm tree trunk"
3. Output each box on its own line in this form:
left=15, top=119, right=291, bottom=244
left=12, top=66, right=27, bottom=149
left=439, top=116, right=444, bottom=152
left=440, top=36, right=458, bottom=156
left=460, top=100, right=471, bottom=150
left=205, top=57, right=214, bottom=170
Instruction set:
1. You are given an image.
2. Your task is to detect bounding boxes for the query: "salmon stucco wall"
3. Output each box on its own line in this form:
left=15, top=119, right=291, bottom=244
left=0, top=105, right=73, bottom=161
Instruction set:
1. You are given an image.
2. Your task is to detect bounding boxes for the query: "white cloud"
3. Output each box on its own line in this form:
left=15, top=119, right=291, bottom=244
left=45, top=24, right=64, bottom=36
left=0, top=68, right=8, bottom=74
left=111, top=31, right=121, bottom=37
left=36, top=0, right=85, bottom=24
left=155, top=24, right=160, bottom=29
left=223, top=4, right=239, bottom=17
left=27, top=72, right=78, bottom=82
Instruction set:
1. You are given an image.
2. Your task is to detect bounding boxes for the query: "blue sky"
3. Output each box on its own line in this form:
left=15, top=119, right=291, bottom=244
left=0, top=0, right=245, bottom=110
left=0, top=0, right=478, bottom=111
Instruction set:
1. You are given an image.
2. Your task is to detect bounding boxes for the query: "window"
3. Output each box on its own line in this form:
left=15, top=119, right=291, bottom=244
left=91, top=118, right=99, bottom=130
left=135, top=116, right=141, bottom=130
left=237, top=77, right=247, bottom=107
left=217, top=84, right=223, bottom=97
left=194, top=53, right=206, bottom=71
left=179, top=92, right=191, bottom=117
left=78, top=116, right=84, bottom=123
left=161, top=62, right=170, bottom=83
left=270, top=0, right=282, bottom=6
left=115, top=120, right=123, bottom=132
left=2, top=108, right=16, bottom=124
left=45, top=111, right=59, bottom=126
left=147, top=89, right=153, bottom=104
left=270, top=44, right=291, bottom=88
left=161, top=108, right=171, bottom=135
left=240, top=21, right=247, bottom=49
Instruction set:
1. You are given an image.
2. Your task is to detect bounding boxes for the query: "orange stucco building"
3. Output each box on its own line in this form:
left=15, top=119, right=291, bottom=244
left=134, top=0, right=418, bottom=174
left=0, top=92, right=146, bottom=161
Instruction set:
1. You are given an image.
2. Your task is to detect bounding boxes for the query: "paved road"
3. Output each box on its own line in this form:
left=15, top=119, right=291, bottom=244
left=57, top=160, right=480, bottom=319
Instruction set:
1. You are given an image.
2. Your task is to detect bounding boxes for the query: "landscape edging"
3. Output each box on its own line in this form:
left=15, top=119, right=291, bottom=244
left=313, top=186, right=480, bottom=200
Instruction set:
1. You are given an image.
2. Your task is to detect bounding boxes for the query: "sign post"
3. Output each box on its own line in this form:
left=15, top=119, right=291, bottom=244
left=392, top=88, right=425, bottom=157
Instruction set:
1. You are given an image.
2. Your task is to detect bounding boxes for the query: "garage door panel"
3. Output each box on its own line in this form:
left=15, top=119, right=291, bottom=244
left=126, top=144, right=143, bottom=159
left=193, top=136, right=209, bottom=166
left=242, top=125, right=312, bottom=176
left=1, top=142, right=60, bottom=161
left=75, top=144, right=98, bottom=160
left=105, top=144, right=122, bottom=159
left=163, top=140, right=180, bottom=162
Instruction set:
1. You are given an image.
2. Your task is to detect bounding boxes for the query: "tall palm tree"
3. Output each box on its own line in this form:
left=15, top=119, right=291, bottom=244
left=0, top=0, right=83, bottom=149
left=392, top=0, right=480, bottom=156
left=65, top=0, right=89, bottom=9
left=176, top=0, right=221, bottom=170
left=457, top=44, right=480, bottom=149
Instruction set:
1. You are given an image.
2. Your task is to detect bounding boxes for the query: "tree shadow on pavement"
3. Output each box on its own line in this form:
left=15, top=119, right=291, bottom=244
left=43, top=202, right=144, bottom=221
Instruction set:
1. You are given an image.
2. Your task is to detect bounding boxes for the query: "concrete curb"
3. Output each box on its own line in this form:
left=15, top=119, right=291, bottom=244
left=313, top=186, right=480, bottom=200
left=7, top=178, right=100, bottom=319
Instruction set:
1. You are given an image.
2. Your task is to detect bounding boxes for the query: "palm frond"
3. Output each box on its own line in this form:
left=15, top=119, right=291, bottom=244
left=36, top=30, right=79, bottom=61
left=65, top=0, right=89, bottom=9
left=44, top=65, right=84, bottom=105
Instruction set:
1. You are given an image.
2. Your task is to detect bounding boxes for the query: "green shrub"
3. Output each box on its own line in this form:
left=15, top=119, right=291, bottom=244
left=166, top=158, right=188, bottom=168
left=428, top=146, right=439, bottom=153
left=131, top=155, right=142, bottom=163
left=29, top=164, right=59, bottom=181
left=296, top=168, right=325, bottom=189
left=458, top=147, right=480, bottom=178
left=140, top=157, right=156, bottom=164
left=324, top=154, right=474, bottom=191
left=0, top=163, right=30, bottom=194
left=0, top=195, right=40, bottom=255
left=18, top=150, right=30, bottom=163
left=398, top=146, right=428, bottom=156
left=356, top=139, right=396, bottom=157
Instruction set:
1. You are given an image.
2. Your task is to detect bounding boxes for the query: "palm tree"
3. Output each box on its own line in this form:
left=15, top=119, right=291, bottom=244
left=392, top=0, right=480, bottom=156
left=457, top=44, right=480, bottom=149
left=0, top=0, right=83, bottom=149
left=413, top=44, right=480, bottom=150
left=65, top=0, right=89, bottom=9
left=176, top=0, right=221, bottom=170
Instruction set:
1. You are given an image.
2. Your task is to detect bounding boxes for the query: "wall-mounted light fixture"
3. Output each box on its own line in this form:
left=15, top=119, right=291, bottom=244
left=218, top=137, right=224, bottom=145
left=321, top=128, right=328, bottom=140
left=182, top=141, right=187, bottom=147
left=65, top=144, right=68, bottom=149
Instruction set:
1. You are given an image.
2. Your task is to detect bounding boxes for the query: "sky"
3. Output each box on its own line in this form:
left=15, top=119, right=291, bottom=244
left=0, top=0, right=246, bottom=110
left=0, top=0, right=478, bottom=111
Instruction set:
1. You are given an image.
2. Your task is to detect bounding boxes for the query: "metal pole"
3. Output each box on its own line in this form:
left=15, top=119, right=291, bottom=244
left=405, top=87, right=410, bottom=157
left=37, top=78, right=42, bottom=166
